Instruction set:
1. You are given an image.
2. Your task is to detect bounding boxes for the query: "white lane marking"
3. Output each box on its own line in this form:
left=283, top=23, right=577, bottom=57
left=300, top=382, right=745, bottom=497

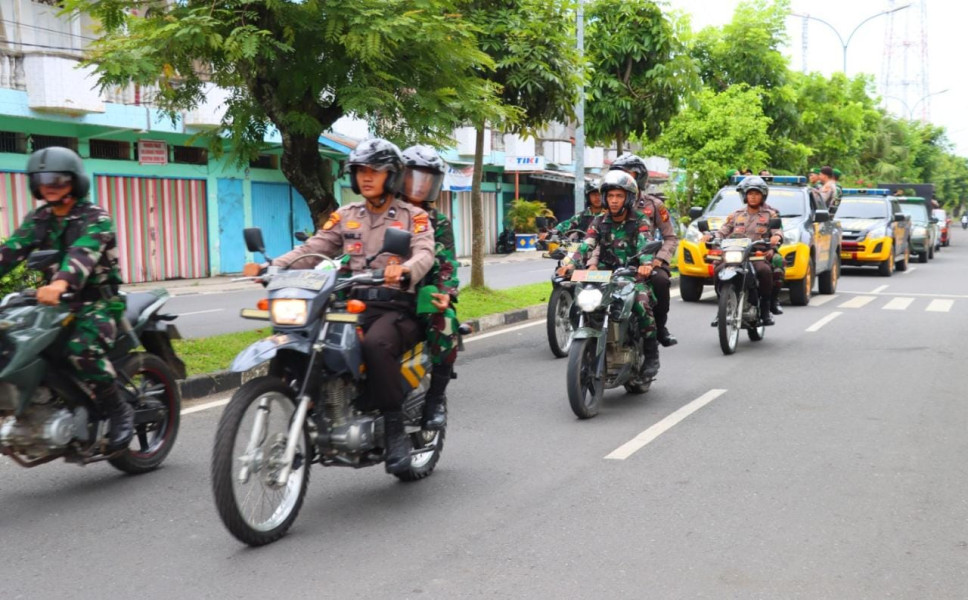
left=926, top=299, right=954, bottom=312
left=871, top=285, right=889, bottom=294
left=806, top=311, right=842, bottom=332
left=808, top=295, right=839, bottom=307
left=903, top=266, right=917, bottom=275
left=182, top=398, right=230, bottom=415
left=838, top=296, right=875, bottom=309
left=839, top=290, right=968, bottom=300
left=883, top=297, right=914, bottom=311
left=463, top=320, right=543, bottom=344
left=700, top=289, right=717, bottom=301
left=176, top=308, right=225, bottom=317
left=605, top=389, right=727, bottom=460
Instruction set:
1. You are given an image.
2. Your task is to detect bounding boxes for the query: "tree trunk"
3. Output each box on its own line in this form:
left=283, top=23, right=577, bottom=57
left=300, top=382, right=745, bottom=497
left=470, top=124, right=487, bottom=289
left=616, top=131, right=625, bottom=156
left=278, top=132, right=337, bottom=228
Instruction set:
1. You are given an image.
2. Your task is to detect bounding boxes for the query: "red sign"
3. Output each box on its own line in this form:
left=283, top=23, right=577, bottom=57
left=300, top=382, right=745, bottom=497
left=138, top=140, right=168, bottom=165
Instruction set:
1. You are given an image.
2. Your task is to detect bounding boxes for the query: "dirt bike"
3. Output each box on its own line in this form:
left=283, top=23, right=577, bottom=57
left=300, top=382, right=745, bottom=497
left=565, top=241, right=663, bottom=419
left=543, top=229, right=585, bottom=358
left=212, top=227, right=447, bottom=546
left=0, top=250, right=184, bottom=473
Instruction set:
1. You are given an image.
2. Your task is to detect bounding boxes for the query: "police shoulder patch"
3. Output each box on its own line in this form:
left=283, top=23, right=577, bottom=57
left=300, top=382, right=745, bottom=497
left=322, top=212, right=341, bottom=231
left=659, top=207, right=670, bottom=222
left=413, top=213, right=429, bottom=234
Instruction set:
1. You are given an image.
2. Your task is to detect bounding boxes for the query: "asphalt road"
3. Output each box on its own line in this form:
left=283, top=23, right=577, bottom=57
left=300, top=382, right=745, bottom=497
left=3, top=233, right=967, bottom=598
left=167, top=256, right=554, bottom=338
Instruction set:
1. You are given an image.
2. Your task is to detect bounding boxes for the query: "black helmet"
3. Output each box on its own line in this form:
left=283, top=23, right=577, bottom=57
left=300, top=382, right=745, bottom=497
left=401, top=144, right=446, bottom=205
left=737, top=175, right=769, bottom=203
left=346, top=138, right=405, bottom=196
left=599, top=170, right=638, bottom=216
left=609, top=153, right=649, bottom=191
left=584, top=178, right=601, bottom=207
left=26, top=146, right=90, bottom=200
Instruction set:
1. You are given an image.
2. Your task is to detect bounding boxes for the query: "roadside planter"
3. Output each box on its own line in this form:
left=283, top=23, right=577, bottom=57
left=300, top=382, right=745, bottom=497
left=515, top=233, right=538, bottom=251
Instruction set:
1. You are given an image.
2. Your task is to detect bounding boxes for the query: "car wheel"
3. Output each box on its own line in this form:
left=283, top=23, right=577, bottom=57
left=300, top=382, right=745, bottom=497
left=679, top=275, right=704, bottom=302
left=878, top=244, right=895, bottom=277
left=788, top=257, right=814, bottom=306
left=818, top=254, right=839, bottom=295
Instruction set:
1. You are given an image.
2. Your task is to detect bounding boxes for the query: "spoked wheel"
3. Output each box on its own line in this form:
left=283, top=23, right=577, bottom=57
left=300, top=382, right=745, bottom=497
left=109, top=353, right=181, bottom=474
left=566, top=338, right=604, bottom=419
left=547, top=287, right=575, bottom=358
left=211, top=377, right=310, bottom=546
left=718, top=287, right=741, bottom=355
left=394, top=426, right=445, bottom=482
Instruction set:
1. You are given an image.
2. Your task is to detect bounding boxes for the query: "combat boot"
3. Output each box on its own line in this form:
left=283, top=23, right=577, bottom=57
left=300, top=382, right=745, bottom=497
left=759, top=298, right=775, bottom=326
left=421, top=364, right=450, bottom=431
left=383, top=412, right=412, bottom=474
left=657, top=326, right=678, bottom=347
left=769, top=289, right=784, bottom=315
left=641, top=337, right=660, bottom=379
left=99, top=383, right=134, bottom=452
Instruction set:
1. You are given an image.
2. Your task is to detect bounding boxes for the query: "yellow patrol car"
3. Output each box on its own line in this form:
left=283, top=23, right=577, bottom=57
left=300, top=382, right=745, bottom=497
left=837, top=189, right=911, bottom=276
left=677, top=176, right=842, bottom=305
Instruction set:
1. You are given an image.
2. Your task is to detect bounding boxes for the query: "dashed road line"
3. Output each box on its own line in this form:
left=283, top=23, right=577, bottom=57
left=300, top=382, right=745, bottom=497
left=839, top=290, right=968, bottom=300
left=808, top=295, right=839, bottom=307
left=176, top=308, right=225, bottom=317
left=871, top=285, right=889, bottom=294
left=903, top=266, right=917, bottom=275
left=883, top=297, right=914, bottom=311
left=806, top=312, right=842, bottom=332
left=926, top=299, right=954, bottom=313
left=839, top=296, right=876, bottom=309
left=605, top=389, right=727, bottom=460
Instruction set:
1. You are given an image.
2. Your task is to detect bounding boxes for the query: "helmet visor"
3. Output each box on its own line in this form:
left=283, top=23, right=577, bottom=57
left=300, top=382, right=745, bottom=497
left=403, top=169, right=443, bottom=203
left=31, top=172, right=72, bottom=188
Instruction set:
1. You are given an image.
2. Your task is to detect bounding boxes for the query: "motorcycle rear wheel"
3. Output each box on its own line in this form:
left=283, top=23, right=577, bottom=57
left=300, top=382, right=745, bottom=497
left=566, top=338, right=604, bottom=419
left=211, top=377, right=310, bottom=546
left=547, top=287, right=575, bottom=358
left=718, top=287, right=741, bottom=355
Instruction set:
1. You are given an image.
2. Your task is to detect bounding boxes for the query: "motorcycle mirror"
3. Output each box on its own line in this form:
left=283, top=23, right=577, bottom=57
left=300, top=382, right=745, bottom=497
left=813, top=210, right=829, bottom=224
left=697, top=219, right=710, bottom=233
left=930, top=217, right=939, bottom=224
left=366, top=227, right=412, bottom=268
left=244, top=228, right=266, bottom=254
left=294, top=231, right=309, bottom=242
left=893, top=213, right=907, bottom=223
left=26, top=249, right=60, bottom=271
left=688, top=206, right=704, bottom=220
left=769, top=217, right=783, bottom=229
left=642, top=240, right=663, bottom=255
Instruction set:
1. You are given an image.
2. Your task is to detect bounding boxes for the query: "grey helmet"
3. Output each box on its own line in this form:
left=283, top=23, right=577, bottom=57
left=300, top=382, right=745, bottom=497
left=401, top=144, right=446, bottom=205
left=584, top=178, right=601, bottom=207
left=599, top=170, right=638, bottom=216
left=346, top=138, right=405, bottom=196
left=737, top=175, right=769, bottom=204
left=26, top=146, right=90, bottom=200
left=609, top=153, right=649, bottom=191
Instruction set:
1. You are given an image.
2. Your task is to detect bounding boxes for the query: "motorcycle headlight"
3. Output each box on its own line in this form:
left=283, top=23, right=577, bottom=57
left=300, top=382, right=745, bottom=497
left=684, top=225, right=702, bottom=244
left=724, top=250, right=744, bottom=264
left=576, top=288, right=604, bottom=312
left=270, top=299, right=309, bottom=326
left=783, top=228, right=798, bottom=245
left=865, top=226, right=888, bottom=241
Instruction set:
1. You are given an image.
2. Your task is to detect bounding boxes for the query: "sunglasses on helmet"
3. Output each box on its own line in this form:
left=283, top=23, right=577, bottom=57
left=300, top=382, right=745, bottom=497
left=31, top=172, right=73, bottom=188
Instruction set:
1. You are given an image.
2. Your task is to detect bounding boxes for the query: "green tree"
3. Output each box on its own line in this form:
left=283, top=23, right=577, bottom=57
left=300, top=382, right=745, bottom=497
left=465, top=0, right=582, bottom=288
left=649, top=86, right=772, bottom=206
left=65, top=0, right=502, bottom=225
left=584, top=0, right=697, bottom=154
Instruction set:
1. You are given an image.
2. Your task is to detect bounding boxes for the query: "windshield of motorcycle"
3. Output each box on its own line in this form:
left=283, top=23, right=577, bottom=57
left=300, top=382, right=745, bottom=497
left=706, top=188, right=806, bottom=218
left=267, top=269, right=338, bottom=292
left=721, top=238, right=752, bottom=249
left=836, top=198, right=889, bottom=219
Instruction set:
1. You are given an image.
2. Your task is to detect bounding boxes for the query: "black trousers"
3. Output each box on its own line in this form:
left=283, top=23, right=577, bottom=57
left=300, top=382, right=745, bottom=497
left=651, top=267, right=671, bottom=330
left=714, top=261, right=773, bottom=298
left=360, top=303, right=422, bottom=412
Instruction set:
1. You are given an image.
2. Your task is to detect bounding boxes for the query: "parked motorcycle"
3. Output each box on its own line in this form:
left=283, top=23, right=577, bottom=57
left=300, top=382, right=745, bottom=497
left=544, top=229, right=585, bottom=358
left=496, top=225, right=516, bottom=254
left=212, top=227, right=445, bottom=546
left=0, top=250, right=184, bottom=473
left=565, top=241, right=662, bottom=419
left=698, top=219, right=780, bottom=355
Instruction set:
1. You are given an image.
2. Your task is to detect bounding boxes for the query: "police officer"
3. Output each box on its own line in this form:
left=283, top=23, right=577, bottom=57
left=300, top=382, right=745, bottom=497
left=817, top=166, right=838, bottom=211
left=247, top=138, right=435, bottom=474
left=704, top=176, right=782, bottom=325
left=609, top=153, right=679, bottom=347
left=0, top=147, right=131, bottom=451
left=556, top=170, right=660, bottom=378
left=554, top=178, right=604, bottom=238
left=400, top=144, right=458, bottom=430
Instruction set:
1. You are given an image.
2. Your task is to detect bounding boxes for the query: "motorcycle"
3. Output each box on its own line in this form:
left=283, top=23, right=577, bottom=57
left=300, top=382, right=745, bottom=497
left=212, top=227, right=445, bottom=546
left=565, top=241, right=663, bottom=419
left=0, top=250, right=184, bottom=473
left=961, top=217, right=967, bottom=230
left=496, top=225, right=516, bottom=254
left=698, top=218, right=780, bottom=355
left=544, top=229, right=585, bottom=358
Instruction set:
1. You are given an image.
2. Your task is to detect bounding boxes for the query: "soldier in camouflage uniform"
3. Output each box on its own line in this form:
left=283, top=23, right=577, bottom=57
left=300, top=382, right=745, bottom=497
left=554, top=179, right=603, bottom=238
left=557, top=170, right=661, bottom=379
left=0, top=147, right=131, bottom=450
left=401, top=145, right=458, bottom=430
left=609, top=153, right=679, bottom=347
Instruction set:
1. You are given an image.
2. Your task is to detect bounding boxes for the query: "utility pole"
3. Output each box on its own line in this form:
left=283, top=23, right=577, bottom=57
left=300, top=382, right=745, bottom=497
left=573, top=0, right=585, bottom=216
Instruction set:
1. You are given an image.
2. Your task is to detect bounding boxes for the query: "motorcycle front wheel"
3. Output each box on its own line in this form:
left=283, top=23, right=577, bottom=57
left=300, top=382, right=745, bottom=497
left=211, top=377, right=310, bottom=546
left=567, top=337, right=604, bottom=419
left=718, top=287, right=741, bottom=355
left=547, top=287, right=575, bottom=358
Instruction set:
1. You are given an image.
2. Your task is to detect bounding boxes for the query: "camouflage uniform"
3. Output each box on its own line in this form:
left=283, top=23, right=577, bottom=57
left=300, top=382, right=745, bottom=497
left=554, top=208, right=602, bottom=237
left=570, top=211, right=657, bottom=340
left=635, top=193, right=678, bottom=338
left=0, top=200, right=125, bottom=390
left=763, top=202, right=785, bottom=289
left=423, top=209, right=460, bottom=367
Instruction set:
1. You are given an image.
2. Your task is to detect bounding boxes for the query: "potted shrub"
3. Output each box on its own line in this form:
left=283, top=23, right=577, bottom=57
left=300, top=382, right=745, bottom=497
left=505, top=198, right=553, bottom=251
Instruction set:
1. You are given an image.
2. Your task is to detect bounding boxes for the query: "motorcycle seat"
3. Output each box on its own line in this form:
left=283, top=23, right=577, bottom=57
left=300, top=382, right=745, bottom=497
left=123, top=292, right=159, bottom=324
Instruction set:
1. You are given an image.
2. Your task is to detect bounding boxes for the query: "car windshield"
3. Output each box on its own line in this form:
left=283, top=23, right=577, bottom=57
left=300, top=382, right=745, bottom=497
left=706, top=188, right=806, bottom=217
left=836, top=198, right=889, bottom=220
left=898, top=202, right=929, bottom=224
left=933, top=209, right=947, bottom=221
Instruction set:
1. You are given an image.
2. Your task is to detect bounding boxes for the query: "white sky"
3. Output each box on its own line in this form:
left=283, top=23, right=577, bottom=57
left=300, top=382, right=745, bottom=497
left=670, top=0, right=967, bottom=156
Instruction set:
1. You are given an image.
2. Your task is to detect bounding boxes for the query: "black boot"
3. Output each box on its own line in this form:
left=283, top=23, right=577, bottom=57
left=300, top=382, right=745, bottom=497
left=641, top=338, right=660, bottom=379
left=657, top=326, right=678, bottom=347
left=759, top=299, right=775, bottom=326
left=99, top=383, right=134, bottom=452
left=422, top=364, right=450, bottom=431
left=770, top=290, right=784, bottom=315
left=383, top=412, right=412, bottom=474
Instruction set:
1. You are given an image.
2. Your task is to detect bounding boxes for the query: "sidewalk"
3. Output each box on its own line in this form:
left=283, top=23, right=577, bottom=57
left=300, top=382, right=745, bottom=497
left=121, top=250, right=546, bottom=297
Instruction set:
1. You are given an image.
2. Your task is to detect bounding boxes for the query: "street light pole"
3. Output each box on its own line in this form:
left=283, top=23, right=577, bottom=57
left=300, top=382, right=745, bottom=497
left=882, top=89, right=948, bottom=121
left=791, top=4, right=910, bottom=74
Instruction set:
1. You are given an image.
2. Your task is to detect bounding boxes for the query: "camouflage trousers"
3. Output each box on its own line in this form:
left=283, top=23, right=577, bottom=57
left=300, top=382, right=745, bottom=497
left=423, top=307, right=459, bottom=366
left=65, top=299, right=123, bottom=389
left=632, top=282, right=657, bottom=341
left=771, top=252, right=784, bottom=289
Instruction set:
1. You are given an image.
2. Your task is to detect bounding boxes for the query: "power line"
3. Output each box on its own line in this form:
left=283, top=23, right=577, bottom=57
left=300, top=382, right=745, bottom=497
left=0, top=19, right=97, bottom=42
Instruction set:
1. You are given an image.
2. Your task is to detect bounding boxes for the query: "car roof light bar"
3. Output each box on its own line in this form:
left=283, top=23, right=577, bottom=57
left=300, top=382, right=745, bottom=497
left=729, top=175, right=807, bottom=186
left=842, top=188, right=890, bottom=196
